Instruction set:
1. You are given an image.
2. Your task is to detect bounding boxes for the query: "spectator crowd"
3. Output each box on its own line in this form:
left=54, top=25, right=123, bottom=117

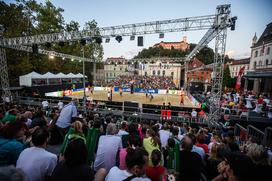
left=0, top=96, right=272, bottom=181
left=108, top=75, right=177, bottom=90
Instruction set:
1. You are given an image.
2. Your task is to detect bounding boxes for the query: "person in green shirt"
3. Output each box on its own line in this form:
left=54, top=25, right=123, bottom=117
left=143, top=129, right=161, bottom=166
left=0, top=109, right=18, bottom=123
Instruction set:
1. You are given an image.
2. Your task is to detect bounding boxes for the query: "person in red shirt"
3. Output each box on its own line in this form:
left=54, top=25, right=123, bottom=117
left=146, top=149, right=166, bottom=181
left=196, top=133, right=209, bottom=154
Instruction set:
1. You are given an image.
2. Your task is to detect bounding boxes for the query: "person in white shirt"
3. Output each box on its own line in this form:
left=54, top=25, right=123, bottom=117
left=191, top=109, right=197, bottom=122
left=159, top=124, right=172, bottom=148
left=57, top=101, right=64, bottom=110
left=16, top=127, right=57, bottom=181
left=55, top=99, right=78, bottom=129
left=106, top=148, right=150, bottom=181
left=94, top=123, right=122, bottom=172
left=41, top=100, right=49, bottom=110
left=117, top=121, right=129, bottom=136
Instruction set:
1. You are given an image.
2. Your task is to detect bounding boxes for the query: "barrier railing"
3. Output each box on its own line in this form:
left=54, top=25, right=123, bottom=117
left=264, top=127, right=272, bottom=148
left=234, top=124, right=248, bottom=145
left=247, top=125, right=265, bottom=145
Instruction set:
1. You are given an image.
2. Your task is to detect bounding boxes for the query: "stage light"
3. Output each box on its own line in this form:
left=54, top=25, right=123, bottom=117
left=95, top=37, right=102, bottom=44
left=115, top=35, right=122, bottom=43
left=159, top=33, right=164, bottom=38
left=58, top=41, right=65, bottom=47
left=62, top=57, right=65, bottom=60
left=32, top=44, right=38, bottom=54
left=80, top=39, right=86, bottom=46
left=230, top=16, right=237, bottom=31
left=45, top=42, right=51, bottom=48
left=71, top=58, right=74, bottom=61
left=130, top=35, right=135, bottom=40
left=105, top=38, right=110, bottom=43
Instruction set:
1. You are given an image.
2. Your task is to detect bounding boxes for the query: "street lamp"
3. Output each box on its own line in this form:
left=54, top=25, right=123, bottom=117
left=82, top=47, right=87, bottom=114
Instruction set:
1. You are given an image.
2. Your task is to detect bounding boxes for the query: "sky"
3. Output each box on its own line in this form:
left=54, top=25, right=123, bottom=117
left=5, top=0, right=272, bottom=60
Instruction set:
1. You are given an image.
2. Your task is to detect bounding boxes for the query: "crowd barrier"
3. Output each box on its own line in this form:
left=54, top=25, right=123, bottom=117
left=234, top=123, right=272, bottom=147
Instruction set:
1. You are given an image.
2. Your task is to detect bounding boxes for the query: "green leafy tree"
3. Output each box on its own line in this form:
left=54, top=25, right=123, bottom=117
left=223, top=65, right=236, bottom=88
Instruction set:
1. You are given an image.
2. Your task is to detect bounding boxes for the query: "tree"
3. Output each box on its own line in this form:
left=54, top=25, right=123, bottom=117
left=223, top=65, right=236, bottom=88
left=1, top=1, right=104, bottom=85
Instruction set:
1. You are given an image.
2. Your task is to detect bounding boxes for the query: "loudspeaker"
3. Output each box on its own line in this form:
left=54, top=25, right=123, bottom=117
left=137, top=36, right=143, bottom=46
left=32, top=44, right=38, bottom=54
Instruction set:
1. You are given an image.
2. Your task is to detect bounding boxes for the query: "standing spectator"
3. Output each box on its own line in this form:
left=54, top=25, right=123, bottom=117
left=106, top=148, right=150, bottom=181
left=16, top=127, right=57, bottom=181
left=0, top=165, right=26, bottom=181
left=145, top=149, right=166, bottom=181
left=159, top=124, right=171, bottom=148
left=94, top=123, right=122, bottom=172
left=55, top=99, right=78, bottom=140
left=196, top=133, right=209, bottom=154
left=143, top=129, right=161, bottom=165
left=51, top=139, right=94, bottom=181
left=0, top=119, right=28, bottom=166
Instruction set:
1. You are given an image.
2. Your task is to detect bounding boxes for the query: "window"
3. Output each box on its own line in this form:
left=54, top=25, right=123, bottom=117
left=259, top=60, right=262, bottom=66
left=162, top=70, right=165, bottom=76
left=157, top=70, right=160, bottom=75
left=233, top=67, right=235, bottom=71
left=114, top=68, right=116, bottom=71
left=255, top=50, right=258, bottom=57
left=145, top=72, right=147, bottom=76
left=266, top=59, right=269, bottom=66
left=267, top=47, right=270, bottom=55
left=153, top=70, right=156, bottom=75
left=120, top=67, right=122, bottom=71
left=254, top=62, right=257, bottom=69
left=171, top=72, right=174, bottom=77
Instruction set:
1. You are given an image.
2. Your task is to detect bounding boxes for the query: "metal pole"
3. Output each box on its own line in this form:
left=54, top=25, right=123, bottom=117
left=82, top=47, right=87, bottom=114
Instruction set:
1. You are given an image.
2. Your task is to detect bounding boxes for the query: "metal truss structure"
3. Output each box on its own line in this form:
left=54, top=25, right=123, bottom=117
left=130, top=57, right=186, bottom=63
left=0, top=4, right=236, bottom=122
left=6, top=45, right=94, bottom=62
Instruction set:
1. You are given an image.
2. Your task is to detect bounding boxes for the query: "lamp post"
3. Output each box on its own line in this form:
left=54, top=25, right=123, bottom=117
left=82, top=47, right=87, bottom=114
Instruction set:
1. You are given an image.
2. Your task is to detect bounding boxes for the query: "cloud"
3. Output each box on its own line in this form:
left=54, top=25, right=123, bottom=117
left=226, top=50, right=236, bottom=58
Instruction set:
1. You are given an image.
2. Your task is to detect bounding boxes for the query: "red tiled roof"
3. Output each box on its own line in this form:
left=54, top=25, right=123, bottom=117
left=230, top=58, right=250, bottom=65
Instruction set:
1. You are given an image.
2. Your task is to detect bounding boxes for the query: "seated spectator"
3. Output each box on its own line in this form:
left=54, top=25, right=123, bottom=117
left=0, top=165, right=25, bottom=181
left=196, top=132, right=209, bottom=154
left=94, top=123, right=122, bottom=172
left=68, top=121, right=86, bottom=143
left=208, top=134, right=221, bottom=153
left=187, top=133, right=205, bottom=160
left=118, top=121, right=129, bottom=136
left=30, top=109, right=47, bottom=129
left=106, top=148, right=150, bottom=181
left=146, top=149, right=166, bottom=181
left=0, top=119, right=28, bottom=166
left=0, top=109, right=18, bottom=123
left=212, top=152, right=254, bottom=181
left=246, top=143, right=272, bottom=180
left=16, top=127, right=57, bottom=181
left=51, top=138, right=94, bottom=181
left=178, top=134, right=203, bottom=181
left=119, top=134, right=142, bottom=170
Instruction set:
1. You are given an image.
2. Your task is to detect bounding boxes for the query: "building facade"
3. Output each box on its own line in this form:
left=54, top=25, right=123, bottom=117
left=245, top=22, right=272, bottom=95
left=104, top=57, right=134, bottom=83
left=186, top=58, right=212, bottom=92
left=153, top=36, right=190, bottom=51
left=138, top=60, right=182, bottom=88
left=228, top=58, right=250, bottom=78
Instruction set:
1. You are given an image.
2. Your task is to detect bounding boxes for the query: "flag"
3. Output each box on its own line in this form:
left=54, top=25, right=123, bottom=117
left=235, top=66, right=245, bottom=91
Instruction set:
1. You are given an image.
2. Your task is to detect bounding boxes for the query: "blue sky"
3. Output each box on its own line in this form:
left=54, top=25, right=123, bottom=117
left=6, top=0, right=272, bottom=60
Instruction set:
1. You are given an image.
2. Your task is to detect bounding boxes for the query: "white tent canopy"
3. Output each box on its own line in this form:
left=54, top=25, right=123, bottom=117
left=19, top=71, right=43, bottom=86
left=43, top=72, right=56, bottom=79
left=19, top=71, right=86, bottom=87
